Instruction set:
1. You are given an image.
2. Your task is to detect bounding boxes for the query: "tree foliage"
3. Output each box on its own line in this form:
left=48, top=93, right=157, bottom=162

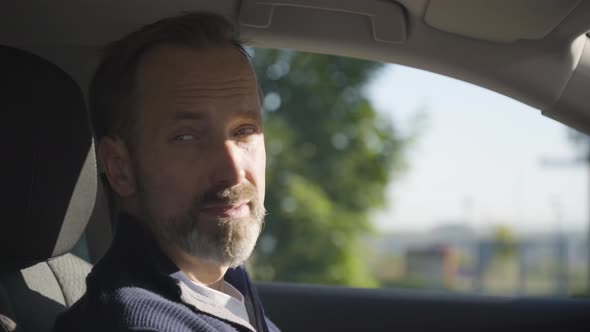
left=249, top=49, right=408, bottom=287
left=492, top=224, right=516, bottom=258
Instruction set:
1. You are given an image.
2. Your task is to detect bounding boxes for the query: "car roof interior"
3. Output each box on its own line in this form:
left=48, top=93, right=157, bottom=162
left=1, top=1, right=590, bottom=332
left=2, top=0, right=590, bottom=132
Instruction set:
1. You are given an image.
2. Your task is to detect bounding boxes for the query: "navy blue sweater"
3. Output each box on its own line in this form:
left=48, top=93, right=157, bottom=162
left=53, top=214, right=280, bottom=332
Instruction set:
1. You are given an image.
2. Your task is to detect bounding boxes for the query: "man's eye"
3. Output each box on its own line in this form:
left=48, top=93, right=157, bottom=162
left=235, top=127, right=258, bottom=136
left=174, top=134, right=195, bottom=141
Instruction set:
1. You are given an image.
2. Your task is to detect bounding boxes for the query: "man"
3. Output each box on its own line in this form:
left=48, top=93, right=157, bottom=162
left=54, top=12, right=279, bottom=332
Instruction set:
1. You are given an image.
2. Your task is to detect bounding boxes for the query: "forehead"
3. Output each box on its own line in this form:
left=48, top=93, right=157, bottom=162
left=134, top=44, right=260, bottom=119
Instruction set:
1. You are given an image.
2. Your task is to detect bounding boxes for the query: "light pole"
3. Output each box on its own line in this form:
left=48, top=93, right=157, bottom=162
left=541, top=156, right=589, bottom=293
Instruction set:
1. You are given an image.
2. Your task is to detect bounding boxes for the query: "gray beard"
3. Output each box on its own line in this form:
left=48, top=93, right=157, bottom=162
left=154, top=203, right=265, bottom=268
left=130, top=156, right=265, bottom=268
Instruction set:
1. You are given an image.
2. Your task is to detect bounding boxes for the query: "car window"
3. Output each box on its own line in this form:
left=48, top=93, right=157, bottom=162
left=248, top=48, right=590, bottom=298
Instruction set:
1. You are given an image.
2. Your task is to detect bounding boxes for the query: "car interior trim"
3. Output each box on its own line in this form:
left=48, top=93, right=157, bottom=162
left=239, top=0, right=407, bottom=43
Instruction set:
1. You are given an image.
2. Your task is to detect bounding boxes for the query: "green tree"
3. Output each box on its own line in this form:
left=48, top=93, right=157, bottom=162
left=492, top=224, right=516, bottom=258
left=250, top=49, right=409, bottom=287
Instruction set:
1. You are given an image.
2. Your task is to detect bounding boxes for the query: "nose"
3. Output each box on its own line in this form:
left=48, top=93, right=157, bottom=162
left=209, top=140, right=245, bottom=188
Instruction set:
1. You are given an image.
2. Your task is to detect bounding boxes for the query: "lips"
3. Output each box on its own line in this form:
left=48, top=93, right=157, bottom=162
left=199, top=202, right=250, bottom=218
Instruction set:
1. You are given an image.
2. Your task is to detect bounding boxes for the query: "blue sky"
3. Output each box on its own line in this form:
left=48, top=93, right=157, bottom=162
left=367, top=65, right=588, bottom=234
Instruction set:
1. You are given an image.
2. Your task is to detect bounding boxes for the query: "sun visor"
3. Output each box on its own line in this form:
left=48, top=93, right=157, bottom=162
left=239, top=0, right=407, bottom=44
left=424, top=0, right=581, bottom=43
left=544, top=36, right=590, bottom=134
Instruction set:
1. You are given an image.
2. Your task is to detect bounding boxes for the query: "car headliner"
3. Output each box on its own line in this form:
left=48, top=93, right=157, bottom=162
left=1, top=0, right=590, bottom=134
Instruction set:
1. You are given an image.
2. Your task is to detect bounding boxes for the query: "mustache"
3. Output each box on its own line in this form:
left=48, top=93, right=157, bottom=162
left=197, top=182, right=258, bottom=206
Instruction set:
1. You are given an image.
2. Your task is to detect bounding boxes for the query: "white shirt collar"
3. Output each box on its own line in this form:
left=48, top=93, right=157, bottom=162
left=186, top=279, right=251, bottom=326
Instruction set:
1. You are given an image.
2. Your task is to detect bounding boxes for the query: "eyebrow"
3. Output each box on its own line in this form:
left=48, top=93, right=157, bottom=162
left=235, top=108, right=262, bottom=122
left=173, top=111, right=208, bottom=121
left=172, top=109, right=261, bottom=122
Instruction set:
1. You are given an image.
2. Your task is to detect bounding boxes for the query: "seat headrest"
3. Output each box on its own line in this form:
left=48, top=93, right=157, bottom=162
left=0, top=46, right=97, bottom=271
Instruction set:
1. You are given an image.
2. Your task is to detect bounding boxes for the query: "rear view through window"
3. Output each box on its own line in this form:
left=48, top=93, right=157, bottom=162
left=249, top=48, right=590, bottom=298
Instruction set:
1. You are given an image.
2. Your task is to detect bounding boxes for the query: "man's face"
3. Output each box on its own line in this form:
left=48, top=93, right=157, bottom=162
left=129, top=45, right=266, bottom=268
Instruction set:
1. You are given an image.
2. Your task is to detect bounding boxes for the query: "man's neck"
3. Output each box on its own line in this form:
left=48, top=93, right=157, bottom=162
left=158, top=240, right=228, bottom=291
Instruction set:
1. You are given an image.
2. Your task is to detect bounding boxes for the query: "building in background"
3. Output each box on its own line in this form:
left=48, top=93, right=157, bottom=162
left=405, top=244, right=458, bottom=288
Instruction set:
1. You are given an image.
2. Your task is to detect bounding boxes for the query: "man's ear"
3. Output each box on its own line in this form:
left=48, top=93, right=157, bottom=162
left=97, top=136, right=137, bottom=197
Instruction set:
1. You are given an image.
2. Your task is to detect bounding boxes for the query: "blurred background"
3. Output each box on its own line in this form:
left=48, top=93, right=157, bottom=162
left=248, top=48, right=590, bottom=298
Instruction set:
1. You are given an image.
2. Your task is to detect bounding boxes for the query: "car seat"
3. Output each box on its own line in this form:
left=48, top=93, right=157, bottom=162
left=0, top=45, right=97, bottom=332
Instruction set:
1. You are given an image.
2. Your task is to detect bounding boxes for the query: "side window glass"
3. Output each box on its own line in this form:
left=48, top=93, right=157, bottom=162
left=249, top=48, right=589, bottom=298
